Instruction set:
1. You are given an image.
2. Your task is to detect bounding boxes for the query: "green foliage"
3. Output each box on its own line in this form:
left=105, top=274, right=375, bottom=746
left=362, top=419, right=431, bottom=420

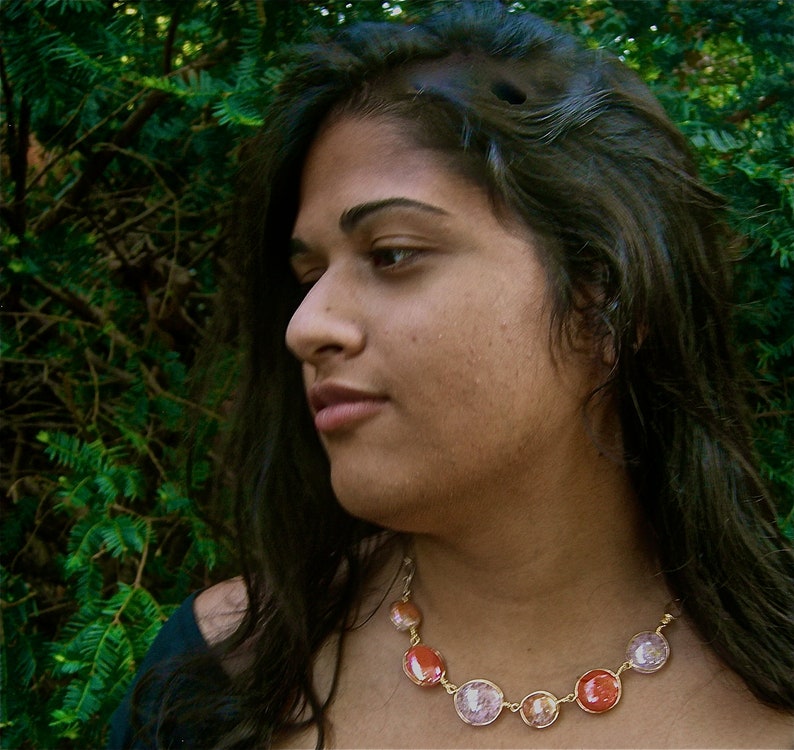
left=1, top=1, right=792, bottom=747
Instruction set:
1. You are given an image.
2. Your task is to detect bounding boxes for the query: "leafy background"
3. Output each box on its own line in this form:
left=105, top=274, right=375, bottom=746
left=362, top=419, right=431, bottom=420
left=1, top=1, right=791, bottom=747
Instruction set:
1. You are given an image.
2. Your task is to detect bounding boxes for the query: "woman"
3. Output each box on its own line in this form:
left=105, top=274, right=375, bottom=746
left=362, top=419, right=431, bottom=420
left=111, top=3, right=794, bottom=748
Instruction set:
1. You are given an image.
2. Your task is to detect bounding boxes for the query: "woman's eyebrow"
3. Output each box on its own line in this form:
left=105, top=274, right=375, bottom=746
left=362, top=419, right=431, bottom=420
left=289, top=197, right=449, bottom=260
left=289, top=237, right=312, bottom=261
left=339, top=197, right=449, bottom=232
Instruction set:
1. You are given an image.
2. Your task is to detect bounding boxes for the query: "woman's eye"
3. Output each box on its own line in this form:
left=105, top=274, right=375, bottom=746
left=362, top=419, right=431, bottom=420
left=294, top=269, right=324, bottom=294
left=369, top=247, right=420, bottom=270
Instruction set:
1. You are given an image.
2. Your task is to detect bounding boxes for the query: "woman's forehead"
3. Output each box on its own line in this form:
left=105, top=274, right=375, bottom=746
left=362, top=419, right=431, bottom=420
left=299, top=116, right=451, bottom=196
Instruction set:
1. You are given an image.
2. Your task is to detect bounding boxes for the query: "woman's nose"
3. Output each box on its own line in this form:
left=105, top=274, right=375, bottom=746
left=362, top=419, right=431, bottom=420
left=285, top=270, right=365, bottom=366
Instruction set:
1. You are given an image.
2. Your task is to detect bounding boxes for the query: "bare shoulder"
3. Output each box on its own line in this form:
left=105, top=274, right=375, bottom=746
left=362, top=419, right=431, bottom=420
left=193, top=577, right=248, bottom=646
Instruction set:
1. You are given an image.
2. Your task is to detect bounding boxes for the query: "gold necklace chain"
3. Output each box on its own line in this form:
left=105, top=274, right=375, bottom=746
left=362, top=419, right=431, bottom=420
left=389, top=558, right=675, bottom=729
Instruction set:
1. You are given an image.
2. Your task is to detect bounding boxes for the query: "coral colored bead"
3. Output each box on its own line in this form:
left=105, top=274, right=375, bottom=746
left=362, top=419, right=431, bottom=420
left=403, top=645, right=445, bottom=686
left=575, top=669, right=622, bottom=713
left=520, top=690, right=560, bottom=729
left=390, top=600, right=422, bottom=631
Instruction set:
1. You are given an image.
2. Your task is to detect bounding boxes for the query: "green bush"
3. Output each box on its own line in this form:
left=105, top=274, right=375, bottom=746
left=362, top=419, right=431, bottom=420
left=1, top=1, right=791, bottom=746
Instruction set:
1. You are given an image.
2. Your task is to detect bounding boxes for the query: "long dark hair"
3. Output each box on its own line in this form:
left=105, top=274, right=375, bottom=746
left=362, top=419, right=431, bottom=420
left=146, top=3, right=794, bottom=747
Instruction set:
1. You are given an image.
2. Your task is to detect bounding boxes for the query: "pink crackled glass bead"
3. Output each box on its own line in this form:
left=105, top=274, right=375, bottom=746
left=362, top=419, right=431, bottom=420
left=626, top=630, right=670, bottom=674
left=453, top=679, right=504, bottom=726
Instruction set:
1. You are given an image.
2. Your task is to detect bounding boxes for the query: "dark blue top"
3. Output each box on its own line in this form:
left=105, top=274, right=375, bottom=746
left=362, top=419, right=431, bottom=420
left=107, top=592, right=214, bottom=749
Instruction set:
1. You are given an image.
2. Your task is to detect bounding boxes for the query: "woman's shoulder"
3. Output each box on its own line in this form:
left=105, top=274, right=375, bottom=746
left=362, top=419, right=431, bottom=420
left=107, top=589, right=225, bottom=749
left=194, top=577, right=248, bottom=646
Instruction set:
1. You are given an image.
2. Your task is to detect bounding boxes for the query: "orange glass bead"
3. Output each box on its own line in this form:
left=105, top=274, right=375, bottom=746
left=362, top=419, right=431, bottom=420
left=403, top=644, right=445, bottom=686
left=575, top=669, right=622, bottom=713
left=390, top=600, right=422, bottom=631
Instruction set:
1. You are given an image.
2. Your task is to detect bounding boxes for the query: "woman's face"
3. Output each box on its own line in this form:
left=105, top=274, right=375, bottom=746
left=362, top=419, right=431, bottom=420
left=286, top=116, right=603, bottom=533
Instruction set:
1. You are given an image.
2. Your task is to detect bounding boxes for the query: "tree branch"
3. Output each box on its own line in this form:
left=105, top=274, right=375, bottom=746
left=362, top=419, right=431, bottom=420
left=34, top=41, right=228, bottom=235
left=726, top=93, right=781, bottom=124
left=163, top=7, right=181, bottom=75
left=0, top=43, right=30, bottom=237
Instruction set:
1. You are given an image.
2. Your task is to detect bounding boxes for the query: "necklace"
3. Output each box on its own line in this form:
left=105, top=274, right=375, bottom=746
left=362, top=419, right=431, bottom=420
left=389, top=558, right=675, bottom=729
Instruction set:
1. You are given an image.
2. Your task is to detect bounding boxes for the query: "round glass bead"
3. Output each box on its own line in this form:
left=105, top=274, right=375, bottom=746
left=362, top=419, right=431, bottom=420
left=453, top=679, right=504, bottom=726
left=403, top=644, right=445, bottom=686
left=575, top=668, right=622, bottom=713
left=389, top=600, right=422, bottom=631
left=519, top=690, right=559, bottom=729
left=626, top=630, right=670, bottom=674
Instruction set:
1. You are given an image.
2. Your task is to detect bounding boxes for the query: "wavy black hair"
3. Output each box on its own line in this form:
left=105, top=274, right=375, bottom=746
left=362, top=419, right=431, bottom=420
left=136, top=3, right=794, bottom=747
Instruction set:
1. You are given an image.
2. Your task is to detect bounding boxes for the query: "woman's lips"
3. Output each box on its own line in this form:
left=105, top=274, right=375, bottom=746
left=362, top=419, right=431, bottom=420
left=308, top=382, right=387, bottom=433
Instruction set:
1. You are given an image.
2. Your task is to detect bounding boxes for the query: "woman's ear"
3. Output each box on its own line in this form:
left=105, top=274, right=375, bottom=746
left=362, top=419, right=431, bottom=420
left=601, top=330, right=619, bottom=369
left=570, top=280, right=647, bottom=372
left=568, top=285, right=618, bottom=370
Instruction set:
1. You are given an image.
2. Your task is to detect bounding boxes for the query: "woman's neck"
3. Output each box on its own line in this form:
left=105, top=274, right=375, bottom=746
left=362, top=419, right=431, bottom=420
left=402, top=454, right=669, bottom=686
